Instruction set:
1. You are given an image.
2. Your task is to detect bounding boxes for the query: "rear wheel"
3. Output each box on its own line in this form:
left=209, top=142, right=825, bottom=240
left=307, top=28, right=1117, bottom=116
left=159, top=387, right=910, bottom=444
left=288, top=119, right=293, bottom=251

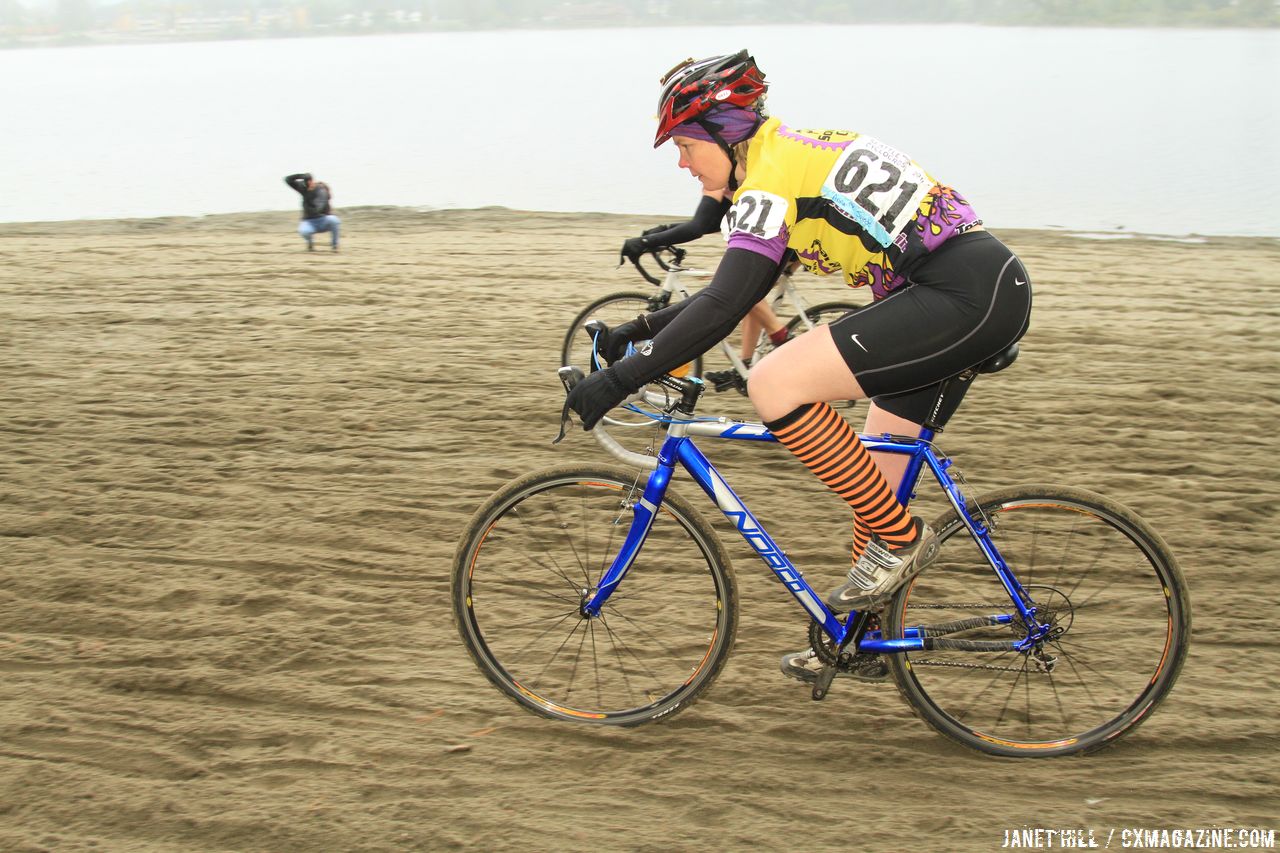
left=782, top=300, right=861, bottom=342
left=884, top=485, right=1190, bottom=757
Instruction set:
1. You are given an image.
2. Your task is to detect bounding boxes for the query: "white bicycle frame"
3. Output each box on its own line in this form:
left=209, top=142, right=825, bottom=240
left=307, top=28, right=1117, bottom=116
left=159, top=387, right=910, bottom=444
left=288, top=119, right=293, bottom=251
left=596, top=258, right=844, bottom=433
left=655, top=260, right=824, bottom=378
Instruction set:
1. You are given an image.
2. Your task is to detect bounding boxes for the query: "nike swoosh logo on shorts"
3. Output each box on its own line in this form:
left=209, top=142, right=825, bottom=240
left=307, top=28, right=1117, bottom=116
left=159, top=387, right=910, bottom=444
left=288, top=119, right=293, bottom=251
left=850, top=334, right=868, bottom=352
left=1015, top=278, right=1027, bottom=286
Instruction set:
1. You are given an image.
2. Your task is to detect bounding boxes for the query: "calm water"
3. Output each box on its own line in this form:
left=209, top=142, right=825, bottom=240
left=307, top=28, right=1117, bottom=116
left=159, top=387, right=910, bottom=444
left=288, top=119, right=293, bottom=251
left=1, top=25, right=1277, bottom=236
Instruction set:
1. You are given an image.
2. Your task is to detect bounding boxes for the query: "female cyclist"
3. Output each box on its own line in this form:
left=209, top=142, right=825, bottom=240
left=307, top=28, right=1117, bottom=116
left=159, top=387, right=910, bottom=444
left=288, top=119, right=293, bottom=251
left=564, top=51, right=1032, bottom=683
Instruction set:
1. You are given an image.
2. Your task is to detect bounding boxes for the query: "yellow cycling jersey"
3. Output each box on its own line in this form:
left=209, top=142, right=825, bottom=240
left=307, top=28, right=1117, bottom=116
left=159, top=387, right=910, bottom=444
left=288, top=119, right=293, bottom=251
left=722, top=117, right=983, bottom=299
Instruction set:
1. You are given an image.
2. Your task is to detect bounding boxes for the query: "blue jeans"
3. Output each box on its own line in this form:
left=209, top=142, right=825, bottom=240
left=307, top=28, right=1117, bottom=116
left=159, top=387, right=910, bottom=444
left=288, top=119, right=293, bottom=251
left=298, top=215, right=340, bottom=248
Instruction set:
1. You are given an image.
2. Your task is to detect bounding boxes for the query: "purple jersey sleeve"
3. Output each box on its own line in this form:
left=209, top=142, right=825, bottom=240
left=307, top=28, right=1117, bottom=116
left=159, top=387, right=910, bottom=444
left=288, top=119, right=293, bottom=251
left=727, top=227, right=789, bottom=264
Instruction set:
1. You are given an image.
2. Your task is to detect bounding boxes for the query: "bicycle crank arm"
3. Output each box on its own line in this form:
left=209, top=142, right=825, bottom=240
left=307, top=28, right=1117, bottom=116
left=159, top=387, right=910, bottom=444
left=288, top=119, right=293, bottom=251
left=811, top=664, right=838, bottom=701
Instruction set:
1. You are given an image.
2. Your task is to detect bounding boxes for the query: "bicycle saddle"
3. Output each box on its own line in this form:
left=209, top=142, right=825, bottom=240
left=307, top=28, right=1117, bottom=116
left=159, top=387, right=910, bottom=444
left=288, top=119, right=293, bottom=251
left=976, top=343, right=1020, bottom=374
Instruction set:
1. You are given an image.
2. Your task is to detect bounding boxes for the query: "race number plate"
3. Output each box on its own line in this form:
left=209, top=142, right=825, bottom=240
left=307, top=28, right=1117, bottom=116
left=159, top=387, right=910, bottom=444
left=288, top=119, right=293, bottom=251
left=820, top=136, right=931, bottom=248
left=721, top=190, right=789, bottom=241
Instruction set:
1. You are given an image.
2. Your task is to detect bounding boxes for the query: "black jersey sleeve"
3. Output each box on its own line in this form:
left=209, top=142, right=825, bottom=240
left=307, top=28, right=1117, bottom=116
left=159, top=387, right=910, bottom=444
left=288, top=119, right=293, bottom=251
left=612, top=247, right=781, bottom=390
left=640, top=195, right=731, bottom=246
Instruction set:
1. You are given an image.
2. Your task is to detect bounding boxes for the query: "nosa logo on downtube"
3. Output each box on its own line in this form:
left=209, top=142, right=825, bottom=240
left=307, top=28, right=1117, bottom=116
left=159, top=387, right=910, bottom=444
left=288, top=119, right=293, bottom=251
left=708, top=468, right=786, bottom=567
left=706, top=468, right=828, bottom=622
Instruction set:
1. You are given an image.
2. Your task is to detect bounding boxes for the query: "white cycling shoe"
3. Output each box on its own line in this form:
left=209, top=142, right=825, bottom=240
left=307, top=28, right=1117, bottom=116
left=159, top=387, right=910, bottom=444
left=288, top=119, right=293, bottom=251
left=779, top=648, right=890, bottom=684
left=825, top=519, right=940, bottom=613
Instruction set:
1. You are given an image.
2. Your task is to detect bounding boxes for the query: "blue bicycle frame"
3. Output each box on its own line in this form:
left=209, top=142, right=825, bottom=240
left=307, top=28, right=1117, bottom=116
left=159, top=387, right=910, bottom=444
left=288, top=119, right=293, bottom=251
left=581, top=417, right=1045, bottom=653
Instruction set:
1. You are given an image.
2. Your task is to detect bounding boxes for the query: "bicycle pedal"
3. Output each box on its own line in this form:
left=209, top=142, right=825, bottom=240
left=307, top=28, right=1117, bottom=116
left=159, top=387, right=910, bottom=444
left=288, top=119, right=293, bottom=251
left=703, top=369, right=746, bottom=393
left=810, top=664, right=838, bottom=701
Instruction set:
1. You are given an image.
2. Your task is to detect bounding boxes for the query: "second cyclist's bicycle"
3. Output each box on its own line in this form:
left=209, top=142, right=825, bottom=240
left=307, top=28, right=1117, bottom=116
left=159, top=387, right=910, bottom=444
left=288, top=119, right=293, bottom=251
left=561, top=245, right=860, bottom=431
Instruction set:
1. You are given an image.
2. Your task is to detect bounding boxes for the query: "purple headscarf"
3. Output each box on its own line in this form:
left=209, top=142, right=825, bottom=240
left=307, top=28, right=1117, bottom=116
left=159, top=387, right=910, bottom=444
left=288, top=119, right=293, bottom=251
left=670, top=105, right=762, bottom=145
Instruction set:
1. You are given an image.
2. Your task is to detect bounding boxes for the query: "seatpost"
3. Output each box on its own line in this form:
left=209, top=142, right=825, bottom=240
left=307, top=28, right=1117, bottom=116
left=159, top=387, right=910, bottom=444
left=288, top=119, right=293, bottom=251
left=889, top=383, right=950, bottom=508
left=920, top=374, right=956, bottom=434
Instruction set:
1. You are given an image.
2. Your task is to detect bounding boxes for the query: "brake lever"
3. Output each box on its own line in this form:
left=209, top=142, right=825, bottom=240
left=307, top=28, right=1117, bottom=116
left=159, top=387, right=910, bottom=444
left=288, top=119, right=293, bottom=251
left=648, top=246, right=686, bottom=272
left=627, top=253, right=662, bottom=286
left=553, top=365, right=585, bottom=445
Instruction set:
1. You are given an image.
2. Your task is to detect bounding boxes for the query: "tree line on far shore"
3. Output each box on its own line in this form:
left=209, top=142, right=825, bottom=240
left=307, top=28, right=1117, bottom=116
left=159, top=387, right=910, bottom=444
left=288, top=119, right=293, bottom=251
left=3, top=0, right=1275, bottom=47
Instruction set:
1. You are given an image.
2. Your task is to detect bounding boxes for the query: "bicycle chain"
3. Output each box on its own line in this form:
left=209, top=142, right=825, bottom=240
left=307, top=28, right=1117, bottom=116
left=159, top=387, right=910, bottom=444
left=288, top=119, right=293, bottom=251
left=904, top=603, right=1035, bottom=672
left=910, top=658, right=1028, bottom=673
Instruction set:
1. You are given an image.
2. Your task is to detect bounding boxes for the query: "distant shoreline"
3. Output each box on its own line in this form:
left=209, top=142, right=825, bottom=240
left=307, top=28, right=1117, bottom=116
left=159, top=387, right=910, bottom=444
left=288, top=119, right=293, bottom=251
left=3, top=16, right=1276, bottom=52
left=0, top=205, right=1272, bottom=247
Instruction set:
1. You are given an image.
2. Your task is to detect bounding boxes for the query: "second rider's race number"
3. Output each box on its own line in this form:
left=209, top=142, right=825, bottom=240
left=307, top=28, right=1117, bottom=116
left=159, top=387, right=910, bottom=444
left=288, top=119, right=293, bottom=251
left=721, top=190, right=789, bottom=241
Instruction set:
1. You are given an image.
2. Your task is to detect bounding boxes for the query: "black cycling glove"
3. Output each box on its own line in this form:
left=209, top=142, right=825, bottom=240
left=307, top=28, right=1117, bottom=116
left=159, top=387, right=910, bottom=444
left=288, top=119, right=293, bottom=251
left=619, top=235, right=654, bottom=265
left=618, top=196, right=731, bottom=264
left=602, top=316, right=652, bottom=365
left=561, top=367, right=635, bottom=432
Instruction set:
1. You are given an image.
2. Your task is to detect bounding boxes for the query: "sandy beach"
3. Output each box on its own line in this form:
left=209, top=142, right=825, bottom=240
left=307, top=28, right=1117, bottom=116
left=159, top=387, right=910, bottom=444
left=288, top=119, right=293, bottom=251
left=1, top=206, right=1277, bottom=851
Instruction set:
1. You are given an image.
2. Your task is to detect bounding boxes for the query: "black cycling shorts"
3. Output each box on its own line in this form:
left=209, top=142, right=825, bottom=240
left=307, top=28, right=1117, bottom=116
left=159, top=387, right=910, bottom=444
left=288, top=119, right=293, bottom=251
left=829, top=231, right=1032, bottom=427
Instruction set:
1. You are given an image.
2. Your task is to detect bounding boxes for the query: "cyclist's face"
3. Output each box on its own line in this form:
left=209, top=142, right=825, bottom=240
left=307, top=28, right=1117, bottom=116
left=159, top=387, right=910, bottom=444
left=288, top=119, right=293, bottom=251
left=673, top=136, right=731, bottom=193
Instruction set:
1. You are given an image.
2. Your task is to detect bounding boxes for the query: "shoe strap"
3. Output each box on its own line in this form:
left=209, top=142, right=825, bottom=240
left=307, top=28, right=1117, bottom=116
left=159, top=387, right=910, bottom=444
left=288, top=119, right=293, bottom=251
left=847, top=537, right=901, bottom=582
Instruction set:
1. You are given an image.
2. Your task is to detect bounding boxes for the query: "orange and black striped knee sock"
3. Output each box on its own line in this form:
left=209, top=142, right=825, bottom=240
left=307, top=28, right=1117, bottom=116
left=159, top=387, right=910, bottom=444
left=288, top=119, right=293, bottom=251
left=766, top=403, right=917, bottom=549
left=853, top=515, right=872, bottom=563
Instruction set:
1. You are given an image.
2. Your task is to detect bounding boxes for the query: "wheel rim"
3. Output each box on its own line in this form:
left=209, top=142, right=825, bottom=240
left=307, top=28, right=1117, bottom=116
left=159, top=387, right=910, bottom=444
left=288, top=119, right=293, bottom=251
left=460, top=475, right=731, bottom=722
left=894, top=496, right=1183, bottom=752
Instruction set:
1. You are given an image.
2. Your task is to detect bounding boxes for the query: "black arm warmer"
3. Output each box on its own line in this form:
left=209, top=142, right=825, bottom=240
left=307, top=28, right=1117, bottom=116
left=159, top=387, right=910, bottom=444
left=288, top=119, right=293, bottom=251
left=640, top=244, right=788, bottom=337
left=613, top=247, right=782, bottom=390
left=642, top=195, right=731, bottom=246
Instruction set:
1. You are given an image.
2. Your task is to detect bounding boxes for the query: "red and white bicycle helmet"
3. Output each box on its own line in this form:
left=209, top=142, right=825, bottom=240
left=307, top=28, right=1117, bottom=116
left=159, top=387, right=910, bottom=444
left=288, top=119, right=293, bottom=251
left=654, top=50, right=767, bottom=149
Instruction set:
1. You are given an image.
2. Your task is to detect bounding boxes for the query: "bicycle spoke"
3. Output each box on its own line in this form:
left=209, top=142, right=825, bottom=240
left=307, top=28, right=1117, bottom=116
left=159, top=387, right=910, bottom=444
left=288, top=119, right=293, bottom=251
left=527, top=616, right=590, bottom=693
left=455, top=467, right=736, bottom=723
left=561, top=620, right=592, bottom=703
left=602, top=605, right=699, bottom=661
left=547, top=497, right=592, bottom=590
left=510, top=503, right=588, bottom=593
left=1059, top=526, right=1108, bottom=605
left=991, top=659, right=1028, bottom=731
left=943, top=650, right=1028, bottom=722
left=598, top=614, right=666, bottom=703
left=593, top=486, right=634, bottom=589
left=888, top=488, right=1188, bottom=756
left=504, top=607, right=582, bottom=633
left=1048, top=644, right=1104, bottom=718
left=1049, top=638, right=1140, bottom=700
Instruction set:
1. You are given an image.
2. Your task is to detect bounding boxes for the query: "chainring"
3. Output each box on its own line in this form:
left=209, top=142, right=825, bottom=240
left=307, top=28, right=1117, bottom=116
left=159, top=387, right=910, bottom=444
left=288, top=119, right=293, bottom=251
left=808, top=615, right=884, bottom=672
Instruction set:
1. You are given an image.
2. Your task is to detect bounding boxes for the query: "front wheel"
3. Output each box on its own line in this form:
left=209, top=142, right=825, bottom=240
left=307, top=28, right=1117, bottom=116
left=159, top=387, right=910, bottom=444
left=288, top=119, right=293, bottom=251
left=884, top=485, right=1190, bottom=758
left=453, top=465, right=738, bottom=726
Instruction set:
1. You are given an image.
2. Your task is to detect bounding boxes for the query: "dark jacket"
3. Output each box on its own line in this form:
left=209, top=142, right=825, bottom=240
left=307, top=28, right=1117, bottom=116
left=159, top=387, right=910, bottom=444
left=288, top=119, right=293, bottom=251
left=285, top=174, right=333, bottom=220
